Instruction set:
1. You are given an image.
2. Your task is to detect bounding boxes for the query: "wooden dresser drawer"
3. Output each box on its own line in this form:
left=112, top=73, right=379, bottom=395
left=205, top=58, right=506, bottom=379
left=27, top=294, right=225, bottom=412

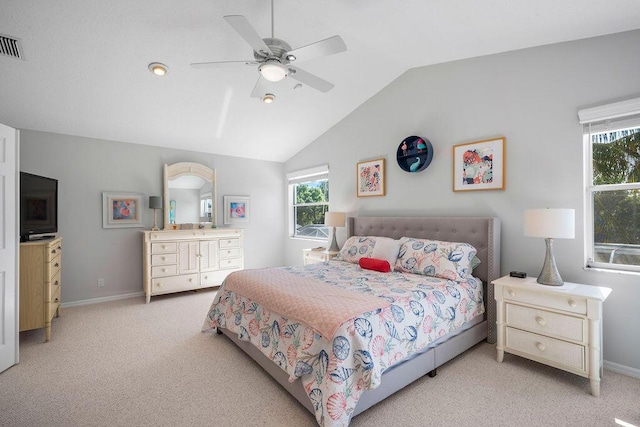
left=506, top=303, right=585, bottom=343
left=219, top=238, right=240, bottom=249
left=151, top=242, right=178, bottom=254
left=46, top=241, right=63, bottom=262
left=506, top=327, right=586, bottom=373
left=151, top=253, right=178, bottom=265
left=219, top=258, right=241, bottom=269
left=152, top=274, right=198, bottom=293
left=503, top=286, right=587, bottom=315
left=46, top=286, right=62, bottom=322
left=47, top=256, right=62, bottom=280
left=46, top=271, right=62, bottom=302
left=219, top=248, right=240, bottom=258
left=151, top=264, right=178, bottom=278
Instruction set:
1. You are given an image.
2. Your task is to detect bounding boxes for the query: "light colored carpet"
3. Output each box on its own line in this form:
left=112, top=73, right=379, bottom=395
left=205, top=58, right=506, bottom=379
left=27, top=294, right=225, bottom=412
left=1, top=289, right=638, bottom=427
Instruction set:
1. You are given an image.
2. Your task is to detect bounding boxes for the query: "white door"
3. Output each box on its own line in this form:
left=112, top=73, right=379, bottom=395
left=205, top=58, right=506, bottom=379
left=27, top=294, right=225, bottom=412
left=0, top=123, right=18, bottom=373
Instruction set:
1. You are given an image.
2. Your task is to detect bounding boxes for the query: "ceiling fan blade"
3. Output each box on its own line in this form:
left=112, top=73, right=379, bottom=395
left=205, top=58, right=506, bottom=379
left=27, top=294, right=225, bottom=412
left=286, top=35, right=346, bottom=63
left=224, top=15, right=273, bottom=57
left=288, top=66, right=334, bottom=93
left=191, top=60, right=257, bottom=69
left=250, top=76, right=270, bottom=99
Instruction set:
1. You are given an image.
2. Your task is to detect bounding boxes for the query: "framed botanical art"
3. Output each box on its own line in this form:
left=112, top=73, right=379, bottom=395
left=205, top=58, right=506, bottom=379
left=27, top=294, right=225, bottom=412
left=224, top=195, right=250, bottom=225
left=102, top=192, right=144, bottom=228
left=452, top=137, right=506, bottom=192
left=357, top=158, right=386, bottom=197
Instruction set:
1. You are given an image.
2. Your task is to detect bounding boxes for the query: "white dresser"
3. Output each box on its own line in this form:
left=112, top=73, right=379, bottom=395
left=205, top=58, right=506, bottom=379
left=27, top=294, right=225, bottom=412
left=493, top=275, right=611, bottom=396
left=142, top=229, right=243, bottom=303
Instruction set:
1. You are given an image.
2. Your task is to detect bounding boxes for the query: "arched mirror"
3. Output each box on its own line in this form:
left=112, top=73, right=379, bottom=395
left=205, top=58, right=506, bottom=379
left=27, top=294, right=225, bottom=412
left=163, top=162, right=217, bottom=229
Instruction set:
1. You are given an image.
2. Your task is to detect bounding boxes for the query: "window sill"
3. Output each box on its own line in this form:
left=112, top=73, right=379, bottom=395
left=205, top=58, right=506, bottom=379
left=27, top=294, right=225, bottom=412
left=584, top=265, right=640, bottom=276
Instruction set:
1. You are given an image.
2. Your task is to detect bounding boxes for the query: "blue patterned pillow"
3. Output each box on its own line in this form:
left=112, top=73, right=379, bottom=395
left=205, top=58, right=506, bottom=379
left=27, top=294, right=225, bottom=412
left=394, top=237, right=477, bottom=281
left=334, top=236, right=376, bottom=263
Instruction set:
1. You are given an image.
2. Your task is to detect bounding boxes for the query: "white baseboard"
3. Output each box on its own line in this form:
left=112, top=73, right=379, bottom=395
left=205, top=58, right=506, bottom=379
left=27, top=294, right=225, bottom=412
left=60, top=291, right=144, bottom=308
left=604, top=360, right=640, bottom=379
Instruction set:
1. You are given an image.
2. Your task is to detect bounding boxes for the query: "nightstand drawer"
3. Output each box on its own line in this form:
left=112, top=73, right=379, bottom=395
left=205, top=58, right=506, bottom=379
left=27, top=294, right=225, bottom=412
left=506, top=327, right=585, bottom=373
left=151, top=253, right=178, bottom=265
left=503, top=286, right=587, bottom=315
left=506, top=303, right=585, bottom=342
left=151, top=242, right=178, bottom=254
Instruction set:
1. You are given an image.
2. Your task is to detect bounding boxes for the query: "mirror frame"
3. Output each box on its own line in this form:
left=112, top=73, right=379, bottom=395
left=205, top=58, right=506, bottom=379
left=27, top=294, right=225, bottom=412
left=163, top=162, right=217, bottom=229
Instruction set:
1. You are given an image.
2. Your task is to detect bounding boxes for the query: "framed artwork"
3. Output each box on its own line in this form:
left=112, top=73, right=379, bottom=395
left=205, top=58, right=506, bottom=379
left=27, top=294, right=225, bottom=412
left=357, top=158, right=386, bottom=197
left=396, top=136, right=434, bottom=173
left=224, top=196, right=250, bottom=225
left=452, top=137, right=506, bottom=192
left=102, top=192, right=144, bottom=228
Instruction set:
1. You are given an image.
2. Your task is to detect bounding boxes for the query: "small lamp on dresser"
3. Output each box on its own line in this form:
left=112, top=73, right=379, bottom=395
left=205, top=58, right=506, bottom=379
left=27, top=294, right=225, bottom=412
left=324, top=211, right=346, bottom=253
left=149, top=196, right=162, bottom=231
left=524, top=208, right=575, bottom=286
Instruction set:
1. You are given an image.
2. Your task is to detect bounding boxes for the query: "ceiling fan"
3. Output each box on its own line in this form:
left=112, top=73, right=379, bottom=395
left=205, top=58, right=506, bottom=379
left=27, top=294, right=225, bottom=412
left=191, top=0, right=347, bottom=100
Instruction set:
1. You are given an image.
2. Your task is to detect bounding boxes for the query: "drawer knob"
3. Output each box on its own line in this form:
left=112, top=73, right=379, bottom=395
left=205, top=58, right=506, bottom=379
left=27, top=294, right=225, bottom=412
left=162, top=268, right=166, bottom=272
left=54, top=263, right=60, bottom=268
left=52, top=249, right=57, bottom=254
left=568, top=299, right=577, bottom=308
left=161, top=256, right=166, bottom=261
left=535, top=316, right=546, bottom=327
left=508, top=289, right=516, bottom=297
left=535, top=342, right=546, bottom=352
left=157, top=283, right=162, bottom=287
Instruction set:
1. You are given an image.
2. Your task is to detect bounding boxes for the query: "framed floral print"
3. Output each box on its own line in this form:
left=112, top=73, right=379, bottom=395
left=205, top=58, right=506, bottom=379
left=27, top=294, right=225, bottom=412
left=223, top=195, right=250, bottom=225
left=357, top=158, right=386, bottom=197
left=452, top=137, right=506, bottom=192
left=102, top=192, right=144, bottom=228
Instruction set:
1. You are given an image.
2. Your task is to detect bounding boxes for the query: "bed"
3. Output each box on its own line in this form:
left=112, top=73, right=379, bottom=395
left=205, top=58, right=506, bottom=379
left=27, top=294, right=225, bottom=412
left=203, top=216, right=500, bottom=426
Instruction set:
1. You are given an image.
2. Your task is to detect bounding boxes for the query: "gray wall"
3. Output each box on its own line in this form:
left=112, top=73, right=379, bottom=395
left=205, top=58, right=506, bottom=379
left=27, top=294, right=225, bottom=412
left=20, top=130, right=285, bottom=303
left=284, top=30, right=640, bottom=373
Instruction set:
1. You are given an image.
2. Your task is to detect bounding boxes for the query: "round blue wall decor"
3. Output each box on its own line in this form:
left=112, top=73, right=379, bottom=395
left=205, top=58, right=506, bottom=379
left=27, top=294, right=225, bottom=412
left=396, top=136, right=433, bottom=173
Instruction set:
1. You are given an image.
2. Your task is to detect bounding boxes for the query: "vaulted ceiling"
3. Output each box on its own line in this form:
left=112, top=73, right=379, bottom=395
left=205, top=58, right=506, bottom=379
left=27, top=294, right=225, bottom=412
left=2, top=1, right=640, bottom=162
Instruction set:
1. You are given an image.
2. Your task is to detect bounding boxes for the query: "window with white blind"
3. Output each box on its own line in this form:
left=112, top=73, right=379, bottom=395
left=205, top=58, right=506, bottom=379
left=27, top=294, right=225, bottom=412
left=287, top=165, right=330, bottom=239
left=580, top=98, right=640, bottom=272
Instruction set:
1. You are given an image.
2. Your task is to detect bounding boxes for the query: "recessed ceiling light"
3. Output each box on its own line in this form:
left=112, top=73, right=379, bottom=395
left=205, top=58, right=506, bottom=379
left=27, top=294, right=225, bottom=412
left=148, top=62, right=168, bottom=76
left=262, top=93, right=275, bottom=104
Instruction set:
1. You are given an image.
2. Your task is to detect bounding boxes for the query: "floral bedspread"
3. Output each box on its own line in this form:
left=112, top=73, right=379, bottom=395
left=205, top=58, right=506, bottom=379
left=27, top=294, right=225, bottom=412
left=202, top=261, right=484, bottom=427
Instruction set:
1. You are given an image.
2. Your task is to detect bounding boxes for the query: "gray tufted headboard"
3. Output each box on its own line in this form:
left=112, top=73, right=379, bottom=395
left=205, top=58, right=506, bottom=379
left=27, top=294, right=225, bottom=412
left=347, top=216, right=501, bottom=343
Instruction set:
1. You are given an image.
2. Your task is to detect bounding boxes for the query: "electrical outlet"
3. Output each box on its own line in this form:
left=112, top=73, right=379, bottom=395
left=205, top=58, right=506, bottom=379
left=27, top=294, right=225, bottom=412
left=97, top=278, right=105, bottom=287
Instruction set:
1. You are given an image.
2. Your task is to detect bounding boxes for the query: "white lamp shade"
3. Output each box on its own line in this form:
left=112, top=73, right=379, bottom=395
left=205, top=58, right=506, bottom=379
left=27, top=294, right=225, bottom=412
left=324, top=212, right=346, bottom=227
left=524, top=208, right=575, bottom=239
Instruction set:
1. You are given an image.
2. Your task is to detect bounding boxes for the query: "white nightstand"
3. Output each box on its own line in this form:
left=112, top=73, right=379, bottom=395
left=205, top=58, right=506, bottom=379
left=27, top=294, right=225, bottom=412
left=493, top=275, right=611, bottom=396
left=303, top=248, right=339, bottom=265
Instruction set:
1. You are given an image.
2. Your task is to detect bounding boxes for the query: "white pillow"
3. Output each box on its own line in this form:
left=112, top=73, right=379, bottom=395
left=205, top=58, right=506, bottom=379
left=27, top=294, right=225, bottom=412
left=371, top=237, right=401, bottom=271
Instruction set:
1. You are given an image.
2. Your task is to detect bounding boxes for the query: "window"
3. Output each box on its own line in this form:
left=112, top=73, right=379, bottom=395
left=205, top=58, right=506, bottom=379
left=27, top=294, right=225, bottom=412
left=287, top=165, right=330, bottom=239
left=580, top=98, right=640, bottom=272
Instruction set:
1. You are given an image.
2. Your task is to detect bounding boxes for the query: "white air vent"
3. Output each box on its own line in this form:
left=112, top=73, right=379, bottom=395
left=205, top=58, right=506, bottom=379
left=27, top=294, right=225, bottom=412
left=0, top=34, right=23, bottom=59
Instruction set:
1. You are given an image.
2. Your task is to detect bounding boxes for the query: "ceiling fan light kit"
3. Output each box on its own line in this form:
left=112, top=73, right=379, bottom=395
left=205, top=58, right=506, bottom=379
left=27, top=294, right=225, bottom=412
left=258, top=60, right=288, bottom=82
left=148, top=62, right=168, bottom=76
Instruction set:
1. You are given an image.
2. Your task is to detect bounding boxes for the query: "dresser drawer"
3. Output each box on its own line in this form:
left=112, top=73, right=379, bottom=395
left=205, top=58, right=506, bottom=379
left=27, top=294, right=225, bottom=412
left=46, top=271, right=62, bottom=302
left=44, top=256, right=62, bottom=281
left=151, top=242, right=178, bottom=254
left=151, top=253, right=178, bottom=265
left=47, top=242, right=63, bottom=262
left=219, top=238, right=240, bottom=249
left=219, top=258, right=241, bottom=269
left=151, top=264, right=178, bottom=278
left=219, top=248, right=240, bottom=258
left=503, top=286, right=587, bottom=315
left=506, top=327, right=586, bottom=373
left=506, top=303, right=585, bottom=342
left=46, top=286, right=62, bottom=321
left=152, top=274, right=198, bottom=293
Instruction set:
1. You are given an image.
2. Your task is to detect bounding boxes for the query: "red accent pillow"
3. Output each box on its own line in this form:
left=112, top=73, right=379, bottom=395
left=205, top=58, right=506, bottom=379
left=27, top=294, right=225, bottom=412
left=359, top=257, right=391, bottom=273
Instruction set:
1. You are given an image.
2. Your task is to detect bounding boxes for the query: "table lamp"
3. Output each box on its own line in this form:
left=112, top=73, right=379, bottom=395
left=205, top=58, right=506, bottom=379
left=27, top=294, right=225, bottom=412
left=149, top=196, right=162, bottom=231
left=324, top=212, right=346, bottom=252
left=524, top=208, right=575, bottom=286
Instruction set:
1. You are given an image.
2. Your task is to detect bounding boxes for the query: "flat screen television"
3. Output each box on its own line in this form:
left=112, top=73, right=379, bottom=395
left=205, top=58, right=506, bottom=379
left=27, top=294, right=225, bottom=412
left=20, top=172, right=58, bottom=242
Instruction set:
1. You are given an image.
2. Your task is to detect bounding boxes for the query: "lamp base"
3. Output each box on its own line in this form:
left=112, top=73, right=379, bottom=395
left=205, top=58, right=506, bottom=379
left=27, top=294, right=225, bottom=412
left=151, top=209, right=159, bottom=232
left=537, top=238, right=564, bottom=286
left=327, top=226, right=340, bottom=252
